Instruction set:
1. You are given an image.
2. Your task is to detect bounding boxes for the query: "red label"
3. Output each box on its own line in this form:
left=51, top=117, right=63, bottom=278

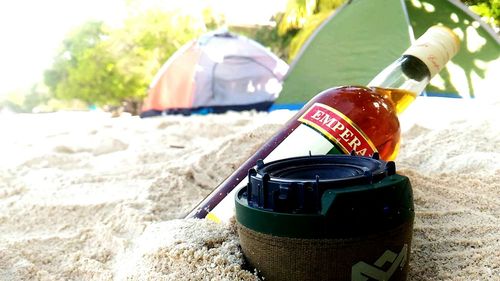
left=298, top=103, right=377, bottom=156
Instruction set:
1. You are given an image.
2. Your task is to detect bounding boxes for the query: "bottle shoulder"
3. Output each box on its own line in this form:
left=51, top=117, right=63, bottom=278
left=311, top=86, right=392, bottom=107
left=298, top=85, right=400, bottom=160
left=305, top=86, right=398, bottom=124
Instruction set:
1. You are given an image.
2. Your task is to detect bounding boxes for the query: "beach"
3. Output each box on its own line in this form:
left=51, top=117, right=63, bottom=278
left=0, top=97, right=498, bottom=280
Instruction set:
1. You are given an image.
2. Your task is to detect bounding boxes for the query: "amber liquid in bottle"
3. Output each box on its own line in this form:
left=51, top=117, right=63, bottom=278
left=187, top=85, right=418, bottom=219
left=187, top=24, right=460, bottom=221
left=187, top=57, right=424, bottom=220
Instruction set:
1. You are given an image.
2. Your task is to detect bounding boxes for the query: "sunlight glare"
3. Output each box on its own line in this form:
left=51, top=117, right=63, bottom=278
left=422, top=2, right=435, bottom=12
left=265, top=78, right=283, bottom=97
left=0, top=0, right=287, bottom=96
left=213, top=0, right=287, bottom=26
left=452, top=28, right=465, bottom=41
left=446, top=60, right=470, bottom=97
left=466, top=26, right=487, bottom=53
left=410, top=0, right=422, bottom=9
left=429, top=73, right=446, bottom=90
left=471, top=59, right=500, bottom=99
left=0, top=0, right=126, bottom=96
left=473, top=59, right=487, bottom=71
left=247, top=81, right=256, bottom=93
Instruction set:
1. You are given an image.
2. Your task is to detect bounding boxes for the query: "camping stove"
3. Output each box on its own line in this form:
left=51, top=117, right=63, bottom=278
left=235, top=154, right=414, bottom=281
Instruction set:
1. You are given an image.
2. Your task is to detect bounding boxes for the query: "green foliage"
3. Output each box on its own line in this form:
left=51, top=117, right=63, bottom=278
left=231, top=15, right=293, bottom=60
left=277, top=0, right=345, bottom=35
left=0, top=84, right=52, bottom=113
left=107, top=10, right=209, bottom=96
left=276, top=0, right=347, bottom=62
left=462, top=0, right=500, bottom=27
left=0, top=90, right=26, bottom=112
left=44, top=21, right=113, bottom=105
left=287, top=10, right=332, bottom=60
left=44, top=8, right=219, bottom=114
left=45, top=22, right=104, bottom=88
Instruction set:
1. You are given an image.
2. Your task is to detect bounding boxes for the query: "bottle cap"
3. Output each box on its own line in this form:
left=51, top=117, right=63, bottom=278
left=404, top=25, right=461, bottom=77
left=235, top=155, right=415, bottom=281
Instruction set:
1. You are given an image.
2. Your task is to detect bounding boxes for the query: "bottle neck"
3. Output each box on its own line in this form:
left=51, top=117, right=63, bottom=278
left=368, top=55, right=431, bottom=114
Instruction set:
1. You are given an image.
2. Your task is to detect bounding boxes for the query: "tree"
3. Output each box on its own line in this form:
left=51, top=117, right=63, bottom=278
left=0, top=83, right=51, bottom=113
left=276, top=0, right=347, bottom=60
left=44, top=21, right=117, bottom=106
left=44, top=8, right=220, bottom=114
left=460, top=0, right=499, bottom=27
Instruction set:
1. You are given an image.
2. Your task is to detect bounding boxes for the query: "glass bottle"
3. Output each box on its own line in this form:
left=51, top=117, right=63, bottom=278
left=187, top=25, right=460, bottom=222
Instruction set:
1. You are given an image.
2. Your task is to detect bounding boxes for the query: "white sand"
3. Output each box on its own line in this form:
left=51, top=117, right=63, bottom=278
left=0, top=97, right=498, bottom=280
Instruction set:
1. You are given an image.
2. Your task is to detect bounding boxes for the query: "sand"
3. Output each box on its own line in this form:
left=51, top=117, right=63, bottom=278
left=0, top=97, right=498, bottom=281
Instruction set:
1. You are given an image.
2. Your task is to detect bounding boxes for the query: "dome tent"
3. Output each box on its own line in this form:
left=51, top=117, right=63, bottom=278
left=140, top=30, right=289, bottom=117
left=275, top=0, right=500, bottom=109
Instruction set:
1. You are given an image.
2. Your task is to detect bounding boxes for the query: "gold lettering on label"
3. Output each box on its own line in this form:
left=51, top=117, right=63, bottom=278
left=349, top=136, right=362, bottom=151
left=301, top=103, right=376, bottom=157
left=356, top=148, right=368, bottom=156
left=331, top=122, right=345, bottom=132
left=311, top=110, right=324, bottom=120
left=319, top=114, right=337, bottom=127
left=340, top=129, right=354, bottom=142
left=349, top=136, right=363, bottom=154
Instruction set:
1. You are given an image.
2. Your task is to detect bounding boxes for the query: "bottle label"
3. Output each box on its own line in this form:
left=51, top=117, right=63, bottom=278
left=298, top=103, right=377, bottom=156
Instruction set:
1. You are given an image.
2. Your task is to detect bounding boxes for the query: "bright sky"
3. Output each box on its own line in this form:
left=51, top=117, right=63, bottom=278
left=0, top=0, right=287, bottom=97
left=0, top=0, right=127, bottom=96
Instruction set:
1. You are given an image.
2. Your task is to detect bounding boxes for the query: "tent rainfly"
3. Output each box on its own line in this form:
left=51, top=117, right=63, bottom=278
left=275, top=0, right=500, bottom=108
left=140, top=31, right=289, bottom=117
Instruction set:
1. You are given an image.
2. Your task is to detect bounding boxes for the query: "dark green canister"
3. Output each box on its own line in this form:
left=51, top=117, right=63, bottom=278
left=235, top=154, right=414, bottom=281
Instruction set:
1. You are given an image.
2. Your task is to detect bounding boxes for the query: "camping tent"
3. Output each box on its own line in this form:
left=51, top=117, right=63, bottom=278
left=140, top=30, right=289, bottom=117
left=275, top=0, right=500, bottom=108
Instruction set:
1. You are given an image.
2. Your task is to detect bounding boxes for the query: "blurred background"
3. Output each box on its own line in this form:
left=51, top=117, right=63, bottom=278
left=0, top=0, right=497, bottom=115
